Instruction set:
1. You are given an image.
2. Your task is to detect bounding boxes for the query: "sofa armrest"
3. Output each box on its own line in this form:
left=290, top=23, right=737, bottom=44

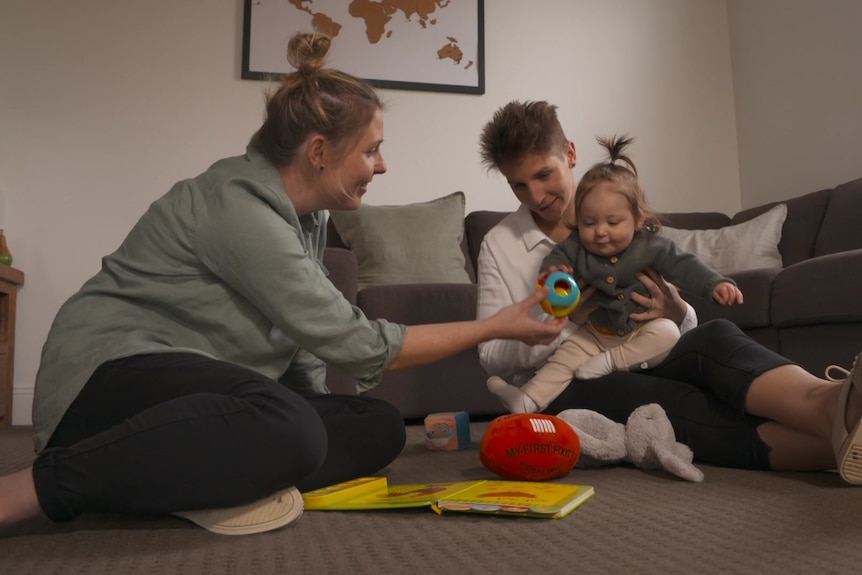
left=772, top=248, right=862, bottom=326
left=323, top=247, right=358, bottom=305
left=680, top=268, right=779, bottom=329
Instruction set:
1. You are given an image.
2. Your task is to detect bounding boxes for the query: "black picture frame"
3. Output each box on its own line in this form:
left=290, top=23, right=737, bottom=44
left=241, top=0, right=484, bottom=95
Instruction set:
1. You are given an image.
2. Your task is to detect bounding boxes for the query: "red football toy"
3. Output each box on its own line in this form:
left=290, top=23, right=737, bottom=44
left=480, top=413, right=581, bottom=481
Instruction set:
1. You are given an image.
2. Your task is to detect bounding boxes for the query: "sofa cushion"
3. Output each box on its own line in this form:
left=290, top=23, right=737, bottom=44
left=357, top=282, right=497, bottom=417
left=661, top=212, right=731, bottom=230
left=680, top=268, right=778, bottom=329
left=660, top=204, right=787, bottom=274
left=328, top=192, right=472, bottom=290
left=734, top=188, right=832, bottom=267
left=814, top=178, right=862, bottom=257
left=465, top=211, right=509, bottom=273
left=358, top=282, right=478, bottom=324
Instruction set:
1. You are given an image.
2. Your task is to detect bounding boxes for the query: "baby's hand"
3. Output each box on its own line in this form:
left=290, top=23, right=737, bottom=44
left=544, top=264, right=574, bottom=277
left=713, top=282, right=744, bottom=306
left=537, top=265, right=575, bottom=288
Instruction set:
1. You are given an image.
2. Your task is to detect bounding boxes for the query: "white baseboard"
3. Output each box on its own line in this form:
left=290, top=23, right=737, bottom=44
left=12, top=386, right=34, bottom=426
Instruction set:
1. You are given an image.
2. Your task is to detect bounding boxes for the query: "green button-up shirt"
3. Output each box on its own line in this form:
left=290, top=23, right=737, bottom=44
left=33, top=146, right=405, bottom=451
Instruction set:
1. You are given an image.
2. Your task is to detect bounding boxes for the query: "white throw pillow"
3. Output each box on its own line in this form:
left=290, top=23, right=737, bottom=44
left=660, top=203, right=787, bottom=274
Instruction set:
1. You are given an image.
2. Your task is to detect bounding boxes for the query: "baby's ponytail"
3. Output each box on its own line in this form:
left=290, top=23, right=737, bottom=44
left=574, top=134, right=661, bottom=233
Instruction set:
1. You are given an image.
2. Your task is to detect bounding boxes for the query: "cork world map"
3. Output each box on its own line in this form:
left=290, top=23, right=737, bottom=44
left=243, top=0, right=484, bottom=93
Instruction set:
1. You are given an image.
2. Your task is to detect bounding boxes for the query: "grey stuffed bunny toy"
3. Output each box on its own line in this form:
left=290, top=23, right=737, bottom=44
left=557, top=403, right=704, bottom=482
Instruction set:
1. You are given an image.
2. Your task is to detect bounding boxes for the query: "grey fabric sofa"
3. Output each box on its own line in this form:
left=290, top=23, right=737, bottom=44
left=324, top=177, right=862, bottom=419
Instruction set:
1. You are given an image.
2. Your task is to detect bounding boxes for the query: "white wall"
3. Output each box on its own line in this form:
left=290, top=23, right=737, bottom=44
left=727, top=0, right=862, bottom=207
left=1, top=0, right=741, bottom=424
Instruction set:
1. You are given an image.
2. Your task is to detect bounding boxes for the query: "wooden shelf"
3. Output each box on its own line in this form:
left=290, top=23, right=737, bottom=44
left=0, top=264, right=24, bottom=285
left=0, top=265, right=24, bottom=425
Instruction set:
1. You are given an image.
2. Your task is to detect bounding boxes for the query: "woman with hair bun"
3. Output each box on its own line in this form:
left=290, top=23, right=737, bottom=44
left=0, top=33, right=565, bottom=536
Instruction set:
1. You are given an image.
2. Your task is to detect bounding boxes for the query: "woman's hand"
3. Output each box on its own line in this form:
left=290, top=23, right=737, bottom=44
left=629, top=268, right=688, bottom=325
left=492, top=287, right=568, bottom=345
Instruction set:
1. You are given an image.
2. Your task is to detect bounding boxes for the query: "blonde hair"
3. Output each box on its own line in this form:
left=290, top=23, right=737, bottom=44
left=250, top=33, right=383, bottom=168
left=573, top=135, right=661, bottom=232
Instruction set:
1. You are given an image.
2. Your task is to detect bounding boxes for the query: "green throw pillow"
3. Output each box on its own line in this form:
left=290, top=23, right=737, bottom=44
left=328, top=192, right=471, bottom=290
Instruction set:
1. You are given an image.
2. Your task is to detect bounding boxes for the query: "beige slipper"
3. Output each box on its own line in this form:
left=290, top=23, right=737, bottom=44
left=827, top=355, right=862, bottom=484
left=174, top=487, right=303, bottom=535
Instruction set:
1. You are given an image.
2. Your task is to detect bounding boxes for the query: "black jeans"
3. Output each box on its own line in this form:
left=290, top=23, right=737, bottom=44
left=545, top=319, right=792, bottom=470
left=33, top=353, right=406, bottom=521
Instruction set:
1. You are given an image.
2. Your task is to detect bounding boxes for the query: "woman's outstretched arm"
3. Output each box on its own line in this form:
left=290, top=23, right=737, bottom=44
left=386, top=288, right=567, bottom=372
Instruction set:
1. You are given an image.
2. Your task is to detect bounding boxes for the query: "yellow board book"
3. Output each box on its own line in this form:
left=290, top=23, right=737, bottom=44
left=302, top=477, right=594, bottom=519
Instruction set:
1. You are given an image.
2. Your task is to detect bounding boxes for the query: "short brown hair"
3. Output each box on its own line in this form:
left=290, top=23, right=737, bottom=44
left=479, top=100, right=568, bottom=172
left=250, top=33, right=383, bottom=168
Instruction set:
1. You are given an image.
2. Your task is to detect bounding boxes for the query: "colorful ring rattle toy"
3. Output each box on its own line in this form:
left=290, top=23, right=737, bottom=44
left=537, top=271, right=581, bottom=317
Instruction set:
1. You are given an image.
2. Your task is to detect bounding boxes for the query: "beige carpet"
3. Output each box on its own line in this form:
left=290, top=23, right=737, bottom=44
left=2, top=422, right=862, bottom=574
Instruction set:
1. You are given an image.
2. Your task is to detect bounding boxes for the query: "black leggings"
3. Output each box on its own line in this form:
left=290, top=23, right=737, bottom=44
left=545, top=319, right=793, bottom=470
left=33, top=353, right=406, bottom=522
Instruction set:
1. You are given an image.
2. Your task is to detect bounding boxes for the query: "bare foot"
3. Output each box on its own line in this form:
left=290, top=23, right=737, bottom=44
left=0, top=467, right=43, bottom=529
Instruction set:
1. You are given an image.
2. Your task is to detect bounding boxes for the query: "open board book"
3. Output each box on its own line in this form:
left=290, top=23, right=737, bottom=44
left=302, top=476, right=594, bottom=519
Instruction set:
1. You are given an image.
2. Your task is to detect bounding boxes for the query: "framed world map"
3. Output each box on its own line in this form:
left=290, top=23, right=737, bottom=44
left=242, top=0, right=485, bottom=94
